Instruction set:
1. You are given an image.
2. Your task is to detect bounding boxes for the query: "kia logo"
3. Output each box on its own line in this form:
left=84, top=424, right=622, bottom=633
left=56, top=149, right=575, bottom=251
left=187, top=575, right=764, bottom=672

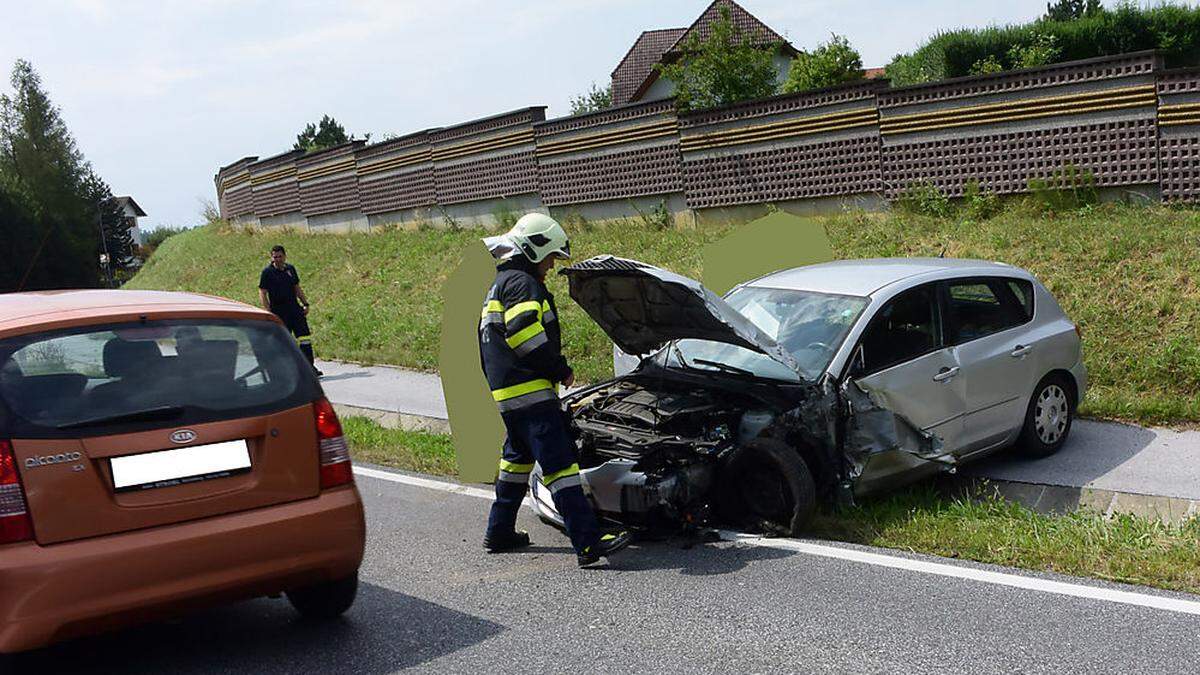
left=170, top=429, right=197, bottom=444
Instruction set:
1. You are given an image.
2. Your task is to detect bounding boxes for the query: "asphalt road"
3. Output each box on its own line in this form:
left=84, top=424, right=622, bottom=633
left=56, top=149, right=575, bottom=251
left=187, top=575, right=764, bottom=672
left=12, top=466, right=1200, bottom=674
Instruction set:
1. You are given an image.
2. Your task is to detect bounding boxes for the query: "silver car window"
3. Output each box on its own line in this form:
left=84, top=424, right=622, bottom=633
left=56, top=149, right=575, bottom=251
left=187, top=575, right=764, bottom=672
left=945, top=279, right=1028, bottom=344
left=857, top=285, right=939, bottom=374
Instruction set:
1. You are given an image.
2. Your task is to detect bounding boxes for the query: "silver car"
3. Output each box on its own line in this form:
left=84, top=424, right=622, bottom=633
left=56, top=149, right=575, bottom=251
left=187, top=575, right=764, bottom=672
left=531, top=256, right=1086, bottom=535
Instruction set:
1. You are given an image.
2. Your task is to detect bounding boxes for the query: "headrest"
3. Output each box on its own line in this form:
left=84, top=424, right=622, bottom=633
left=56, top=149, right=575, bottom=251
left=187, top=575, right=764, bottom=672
left=103, top=339, right=162, bottom=378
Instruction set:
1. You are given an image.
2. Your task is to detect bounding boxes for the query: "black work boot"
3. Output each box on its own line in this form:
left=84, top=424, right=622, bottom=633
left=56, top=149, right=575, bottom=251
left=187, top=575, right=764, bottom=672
left=484, top=530, right=531, bottom=553
left=577, top=530, right=632, bottom=567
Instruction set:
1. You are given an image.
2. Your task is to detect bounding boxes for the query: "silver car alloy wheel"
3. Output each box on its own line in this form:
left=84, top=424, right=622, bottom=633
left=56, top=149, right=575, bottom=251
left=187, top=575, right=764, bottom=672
left=1034, top=383, right=1069, bottom=445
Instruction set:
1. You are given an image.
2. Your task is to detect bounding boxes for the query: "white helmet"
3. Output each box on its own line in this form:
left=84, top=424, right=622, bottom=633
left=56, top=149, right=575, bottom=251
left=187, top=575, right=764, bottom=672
left=484, top=213, right=571, bottom=263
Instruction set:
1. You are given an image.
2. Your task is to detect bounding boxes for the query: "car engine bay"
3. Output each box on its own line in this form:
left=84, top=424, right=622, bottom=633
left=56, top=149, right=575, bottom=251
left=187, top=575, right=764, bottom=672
left=566, top=376, right=785, bottom=528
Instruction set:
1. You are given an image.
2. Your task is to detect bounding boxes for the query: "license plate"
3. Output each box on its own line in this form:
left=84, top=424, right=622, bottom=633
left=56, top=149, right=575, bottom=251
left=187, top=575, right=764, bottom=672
left=111, top=440, right=251, bottom=492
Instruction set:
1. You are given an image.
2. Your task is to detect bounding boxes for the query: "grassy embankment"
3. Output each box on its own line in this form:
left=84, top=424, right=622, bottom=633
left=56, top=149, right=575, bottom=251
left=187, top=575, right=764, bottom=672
left=131, top=205, right=1200, bottom=425
left=343, top=417, right=1200, bottom=595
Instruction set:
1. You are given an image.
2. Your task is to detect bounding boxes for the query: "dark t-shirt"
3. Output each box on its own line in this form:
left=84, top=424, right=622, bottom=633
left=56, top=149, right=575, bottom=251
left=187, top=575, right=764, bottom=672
left=258, top=263, right=301, bottom=313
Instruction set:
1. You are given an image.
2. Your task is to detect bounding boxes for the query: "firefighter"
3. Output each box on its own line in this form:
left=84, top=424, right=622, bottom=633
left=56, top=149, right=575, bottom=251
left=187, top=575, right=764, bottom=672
left=258, top=244, right=322, bottom=377
left=480, top=213, right=630, bottom=567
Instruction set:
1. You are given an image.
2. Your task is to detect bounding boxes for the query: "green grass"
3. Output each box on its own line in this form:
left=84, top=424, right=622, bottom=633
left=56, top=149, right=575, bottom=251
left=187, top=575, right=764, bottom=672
left=812, top=485, right=1200, bottom=596
left=341, top=417, right=458, bottom=476
left=342, top=421, right=1200, bottom=596
left=129, top=204, right=1200, bottom=425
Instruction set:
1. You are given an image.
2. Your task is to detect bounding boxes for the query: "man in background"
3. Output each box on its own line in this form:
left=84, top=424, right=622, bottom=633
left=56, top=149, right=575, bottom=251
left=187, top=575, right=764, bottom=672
left=258, top=244, right=321, bottom=377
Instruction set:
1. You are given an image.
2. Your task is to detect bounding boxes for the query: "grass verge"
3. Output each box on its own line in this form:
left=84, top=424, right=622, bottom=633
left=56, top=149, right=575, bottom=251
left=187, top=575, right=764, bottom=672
left=344, top=420, right=1200, bottom=596
left=342, top=417, right=457, bottom=477
left=129, top=203, right=1200, bottom=425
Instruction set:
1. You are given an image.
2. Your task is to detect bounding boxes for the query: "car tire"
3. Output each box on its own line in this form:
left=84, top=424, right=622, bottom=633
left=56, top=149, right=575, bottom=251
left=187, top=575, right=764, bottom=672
left=1014, top=373, right=1075, bottom=458
left=717, top=438, right=816, bottom=536
left=286, top=573, right=359, bottom=620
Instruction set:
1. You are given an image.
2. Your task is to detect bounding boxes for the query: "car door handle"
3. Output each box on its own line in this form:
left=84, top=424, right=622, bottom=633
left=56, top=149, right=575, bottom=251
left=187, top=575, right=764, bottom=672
left=932, top=366, right=960, bottom=382
left=1010, top=344, right=1033, bottom=358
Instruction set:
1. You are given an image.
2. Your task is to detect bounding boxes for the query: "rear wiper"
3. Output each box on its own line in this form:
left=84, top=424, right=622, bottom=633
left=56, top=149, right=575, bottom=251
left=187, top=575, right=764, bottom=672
left=57, top=405, right=186, bottom=429
left=691, top=358, right=755, bottom=377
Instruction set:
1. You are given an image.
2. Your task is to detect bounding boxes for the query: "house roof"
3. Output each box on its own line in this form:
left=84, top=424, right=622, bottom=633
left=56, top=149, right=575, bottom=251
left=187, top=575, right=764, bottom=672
left=111, top=196, right=147, bottom=217
left=611, top=28, right=688, bottom=106
left=612, top=0, right=796, bottom=106
left=665, top=0, right=790, bottom=57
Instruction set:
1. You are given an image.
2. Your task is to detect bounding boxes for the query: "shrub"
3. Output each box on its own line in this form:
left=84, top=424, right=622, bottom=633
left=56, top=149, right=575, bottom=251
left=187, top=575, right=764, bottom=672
left=963, top=181, right=1003, bottom=220
left=1027, top=164, right=1098, bottom=213
left=783, top=34, right=864, bottom=93
left=887, top=3, right=1200, bottom=85
left=896, top=182, right=953, bottom=218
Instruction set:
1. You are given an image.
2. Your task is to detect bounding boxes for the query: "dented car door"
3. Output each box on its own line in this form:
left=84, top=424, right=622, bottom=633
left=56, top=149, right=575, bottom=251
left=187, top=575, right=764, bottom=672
left=843, top=284, right=963, bottom=493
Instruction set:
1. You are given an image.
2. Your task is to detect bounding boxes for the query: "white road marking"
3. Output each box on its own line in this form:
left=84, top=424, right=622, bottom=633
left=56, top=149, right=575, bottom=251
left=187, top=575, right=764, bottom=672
left=354, top=466, right=494, bottom=500
left=353, top=465, right=1200, bottom=617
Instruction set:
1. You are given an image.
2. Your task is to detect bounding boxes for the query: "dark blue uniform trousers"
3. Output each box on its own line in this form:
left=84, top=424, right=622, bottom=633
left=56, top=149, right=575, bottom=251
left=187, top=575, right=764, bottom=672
left=486, top=401, right=601, bottom=554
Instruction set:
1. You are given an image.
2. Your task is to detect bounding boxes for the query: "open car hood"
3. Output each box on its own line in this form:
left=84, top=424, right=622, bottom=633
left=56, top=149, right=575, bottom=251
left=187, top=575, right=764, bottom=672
left=560, top=255, right=802, bottom=377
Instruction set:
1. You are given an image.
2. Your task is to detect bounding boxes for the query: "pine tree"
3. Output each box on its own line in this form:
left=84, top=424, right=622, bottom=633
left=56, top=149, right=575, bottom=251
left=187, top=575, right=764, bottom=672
left=0, top=59, right=127, bottom=290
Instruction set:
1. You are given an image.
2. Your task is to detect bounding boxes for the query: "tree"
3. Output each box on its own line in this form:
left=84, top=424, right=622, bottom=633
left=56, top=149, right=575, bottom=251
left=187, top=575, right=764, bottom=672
left=569, top=82, right=613, bottom=115
left=0, top=59, right=114, bottom=291
left=782, top=34, right=864, bottom=93
left=1045, top=0, right=1102, bottom=22
left=654, top=5, right=781, bottom=111
left=293, top=115, right=368, bottom=152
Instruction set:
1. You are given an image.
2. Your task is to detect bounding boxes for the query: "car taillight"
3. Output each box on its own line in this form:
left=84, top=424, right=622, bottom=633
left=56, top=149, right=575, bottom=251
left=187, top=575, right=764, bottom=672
left=314, top=398, right=353, bottom=489
left=0, top=440, right=34, bottom=544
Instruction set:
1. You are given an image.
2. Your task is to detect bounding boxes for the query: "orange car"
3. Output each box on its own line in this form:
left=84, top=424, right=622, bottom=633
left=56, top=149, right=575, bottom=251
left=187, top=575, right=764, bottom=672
left=0, top=290, right=365, bottom=654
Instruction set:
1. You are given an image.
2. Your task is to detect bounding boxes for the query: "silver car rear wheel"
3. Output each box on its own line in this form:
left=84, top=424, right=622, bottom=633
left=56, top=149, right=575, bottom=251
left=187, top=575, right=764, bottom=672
left=1035, top=384, right=1069, bottom=444
left=1015, top=374, right=1075, bottom=458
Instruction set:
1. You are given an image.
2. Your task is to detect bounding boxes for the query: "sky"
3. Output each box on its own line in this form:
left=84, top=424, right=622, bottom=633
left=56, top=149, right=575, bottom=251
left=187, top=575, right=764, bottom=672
left=0, top=0, right=1121, bottom=230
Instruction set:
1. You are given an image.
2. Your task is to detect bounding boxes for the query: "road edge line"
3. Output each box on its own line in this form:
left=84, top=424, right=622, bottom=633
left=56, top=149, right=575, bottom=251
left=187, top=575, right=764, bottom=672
left=353, top=465, right=1200, bottom=617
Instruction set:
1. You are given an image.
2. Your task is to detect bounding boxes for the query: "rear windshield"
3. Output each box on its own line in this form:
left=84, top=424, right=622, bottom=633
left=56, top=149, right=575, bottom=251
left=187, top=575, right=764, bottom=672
left=0, top=318, right=317, bottom=437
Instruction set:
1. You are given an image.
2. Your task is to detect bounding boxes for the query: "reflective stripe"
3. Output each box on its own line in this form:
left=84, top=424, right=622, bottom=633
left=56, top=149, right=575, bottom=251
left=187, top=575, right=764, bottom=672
left=542, top=307, right=556, bottom=324
left=480, top=300, right=504, bottom=319
left=498, top=470, right=529, bottom=483
left=546, top=474, right=582, bottom=494
left=504, top=301, right=543, bottom=323
left=297, top=336, right=312, bottom=344
left=542, top=463, right=580, bottom=486
left=499, top=459, right=534, bottom=473
left=512, top=330, right=548, bottom=357
left=495, top=388, right=558, bottom=412
left=492, top=379, right=553, bottom=402
left=506, top=321, right=545, bottom=350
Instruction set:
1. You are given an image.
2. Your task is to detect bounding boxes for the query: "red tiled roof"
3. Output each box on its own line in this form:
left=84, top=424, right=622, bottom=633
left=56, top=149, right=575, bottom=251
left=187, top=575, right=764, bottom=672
left=664, top=0, right=790, bottom=57
left=612, top=0, right=797, bottom=106
left=611, top=28, right=687, bottom=107
left=863, top=67, right=887, bottom=79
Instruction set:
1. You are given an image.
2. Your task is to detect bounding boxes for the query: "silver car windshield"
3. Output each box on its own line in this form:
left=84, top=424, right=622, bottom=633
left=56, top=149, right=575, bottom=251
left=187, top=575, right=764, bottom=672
left=670, top=286, right=868, bottom=381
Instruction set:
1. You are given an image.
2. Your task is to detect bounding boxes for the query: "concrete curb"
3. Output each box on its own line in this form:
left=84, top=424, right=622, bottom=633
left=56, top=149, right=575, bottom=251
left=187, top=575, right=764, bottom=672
left=949, top=477, right=1199, bottom=526
left=332, top=403, right=450, bottom=434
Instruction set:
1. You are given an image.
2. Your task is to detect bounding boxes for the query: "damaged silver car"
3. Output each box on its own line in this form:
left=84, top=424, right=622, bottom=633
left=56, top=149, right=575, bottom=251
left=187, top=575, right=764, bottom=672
left=530, top=256, right=1087, bottom=536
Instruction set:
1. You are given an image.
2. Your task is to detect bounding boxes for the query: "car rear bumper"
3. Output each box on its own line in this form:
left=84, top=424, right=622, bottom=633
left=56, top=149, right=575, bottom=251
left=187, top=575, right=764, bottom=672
left=0, top=486, right=365, bottom=654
